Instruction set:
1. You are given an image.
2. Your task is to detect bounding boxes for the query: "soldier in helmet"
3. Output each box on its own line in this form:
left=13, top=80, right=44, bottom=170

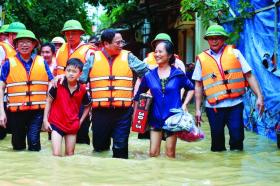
left=0, top=30, right=53, bottom=151
left=193, top=24, right=264, bottom=152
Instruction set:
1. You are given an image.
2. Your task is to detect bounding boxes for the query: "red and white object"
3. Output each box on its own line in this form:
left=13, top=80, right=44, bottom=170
left=132, top=93, right=152, bottom=133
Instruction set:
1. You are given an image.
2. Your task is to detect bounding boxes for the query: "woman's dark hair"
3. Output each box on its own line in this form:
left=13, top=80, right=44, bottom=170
left=41, top=42, right=55, bottom=54
left=101, top=29, right=119, bottom=43
left=158, top=40, right=175, bottom=65
left=66, top=58, right=84, bottom=72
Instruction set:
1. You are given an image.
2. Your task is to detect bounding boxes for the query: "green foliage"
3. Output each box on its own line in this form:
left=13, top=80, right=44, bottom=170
left=87, top=0, right=139, bottom=29
left=3, top=0, right=93, bottom=41
left=180, top=0, right=253, bottom=44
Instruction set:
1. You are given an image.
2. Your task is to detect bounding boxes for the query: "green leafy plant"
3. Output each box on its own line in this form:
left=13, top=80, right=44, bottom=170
left=180, top=0, right=253, bottom=44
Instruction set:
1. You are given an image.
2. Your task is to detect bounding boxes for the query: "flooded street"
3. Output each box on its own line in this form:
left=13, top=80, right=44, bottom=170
left=0, top=120, right=279, bottom=186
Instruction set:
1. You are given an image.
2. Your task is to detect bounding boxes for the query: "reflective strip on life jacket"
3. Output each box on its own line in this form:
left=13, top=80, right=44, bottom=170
left=92, top=98, right=133, bottom=102
left=7, top=101, right=47, bottom=107
left=6, top=81, right=49, bottom=87
left=206, top=88, right=245, bottom=100
left=7, top=91, right=46, bottom=97
left=203, top=77, right=246, bottom=90
left=56, top=66, right=65, bottom=70
left=91, top=86, right=133, bottom=92
left=90, top=76, right=133, bottom=81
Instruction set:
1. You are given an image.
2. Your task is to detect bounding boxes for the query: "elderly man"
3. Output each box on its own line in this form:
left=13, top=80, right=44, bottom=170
left=80, top=29, right=149, bottom=159
left=0, top=30, right=53, bottom=151
left=193, top=25, right=264, bottom=152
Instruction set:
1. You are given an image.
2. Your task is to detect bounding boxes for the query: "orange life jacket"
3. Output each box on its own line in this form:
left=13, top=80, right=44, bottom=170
left=89, top=50, right=133, bottom=108
left=0, top=42, right=16, bottom=62
left=56, top=43, right=95, bottom=75
left=197, top=45, right=246, bottom=105
left=6, top=56, right=49, bottom=112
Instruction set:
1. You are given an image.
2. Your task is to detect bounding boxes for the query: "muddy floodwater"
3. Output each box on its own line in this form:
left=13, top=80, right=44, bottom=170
left=0, top=119, right=279, bottom=186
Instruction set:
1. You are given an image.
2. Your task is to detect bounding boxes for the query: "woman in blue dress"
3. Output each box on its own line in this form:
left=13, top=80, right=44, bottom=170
left=134, top=41, right=194, bottom=158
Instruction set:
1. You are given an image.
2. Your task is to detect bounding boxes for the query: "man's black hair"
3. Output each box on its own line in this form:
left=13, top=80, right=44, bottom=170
left=66, top=58, right=84, bottom=72
left=41, top=42, right=55, bottom=54
left=101, top=29, right=119, bottom=43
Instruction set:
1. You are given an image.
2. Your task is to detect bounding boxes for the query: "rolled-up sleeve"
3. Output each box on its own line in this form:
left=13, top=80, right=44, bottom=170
left=192, top=60, right=202, bottom=81
left=0, top=60, right=10, bottom=82
left=128, top=53, right=149, bottom=78
left=80, top=55, right=94, bottom=83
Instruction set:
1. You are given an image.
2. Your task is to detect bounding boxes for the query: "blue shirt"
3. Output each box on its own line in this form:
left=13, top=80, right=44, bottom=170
left=80, top=48, right=149, bottom=82
left=135, top=66, right=194, bottom=129
left=0, top=53, right=54, bottom=82
left=192, top=45, right=252, bottom=108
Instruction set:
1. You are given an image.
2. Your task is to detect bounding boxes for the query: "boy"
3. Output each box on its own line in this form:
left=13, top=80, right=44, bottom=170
left=43, top=58, right=91, bottom=156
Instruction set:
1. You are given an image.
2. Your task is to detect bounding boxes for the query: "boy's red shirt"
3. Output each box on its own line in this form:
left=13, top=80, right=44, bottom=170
left=48, top=79, right=90, bottom=134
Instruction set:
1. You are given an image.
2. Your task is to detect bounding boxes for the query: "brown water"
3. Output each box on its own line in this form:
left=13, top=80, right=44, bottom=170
left=0, top=120, right=279, bottom=185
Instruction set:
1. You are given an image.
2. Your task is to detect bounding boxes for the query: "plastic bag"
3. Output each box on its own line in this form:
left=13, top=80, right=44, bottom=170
left=163, top=108, right=204, bottom=142
left=163, top=108, right=195, bottom=132
left=176, top=127, right=204, bottom=142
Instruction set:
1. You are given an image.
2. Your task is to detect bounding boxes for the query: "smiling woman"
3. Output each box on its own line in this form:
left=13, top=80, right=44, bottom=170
left=135, top=40, right=194, bottom=158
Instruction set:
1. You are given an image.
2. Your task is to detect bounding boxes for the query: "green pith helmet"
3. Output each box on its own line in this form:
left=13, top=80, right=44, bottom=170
left=5, top=22, right=26, bottom=33
left=0, top=24, right=10, bottom=33
left=204, top=25, right=229, bottom=40
left=61, top=20, right=85, bottom=34
left=151, top=33, right=173, bottom=48
left=13, top=30, right=38, bottom=47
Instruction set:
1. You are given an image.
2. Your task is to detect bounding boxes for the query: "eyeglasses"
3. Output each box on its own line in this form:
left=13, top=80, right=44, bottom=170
left=207, top=36, right=224, bottom=41
left=18, top=40, right=33, bottom=45
left=112, top=40, right=126, bottom=46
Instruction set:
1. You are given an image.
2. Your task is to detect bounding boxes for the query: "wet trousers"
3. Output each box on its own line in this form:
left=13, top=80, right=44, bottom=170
left=91, top=107, right=132, bottom=159
left=9, top=110, right=43, bottom=151
left=206, top=103, right=244, bottom=152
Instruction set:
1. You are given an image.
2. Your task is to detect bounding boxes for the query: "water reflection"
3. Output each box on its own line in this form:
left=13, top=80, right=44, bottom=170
left=0, top=123, right=279, bottom=185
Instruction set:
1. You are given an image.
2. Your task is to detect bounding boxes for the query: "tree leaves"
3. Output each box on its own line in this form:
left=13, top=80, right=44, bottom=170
left=3, top=0, right=93, bottom=41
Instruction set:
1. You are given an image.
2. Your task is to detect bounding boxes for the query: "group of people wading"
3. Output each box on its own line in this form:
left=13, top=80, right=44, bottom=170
left=0, top=20, right=263, bottom=158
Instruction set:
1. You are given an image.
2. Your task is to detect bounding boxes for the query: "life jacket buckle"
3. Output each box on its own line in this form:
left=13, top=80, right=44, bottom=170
left=26, top=101, right=32, bottom=106
left=211, top=73, right=217, bottom=79
left=109, top=75, right=115, bottom=80
left=108, top=86, right=115, bottom=90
